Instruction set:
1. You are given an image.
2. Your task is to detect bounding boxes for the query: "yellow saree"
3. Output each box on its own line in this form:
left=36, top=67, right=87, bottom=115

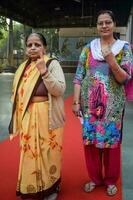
left=11, top=56, right=63, bottom=198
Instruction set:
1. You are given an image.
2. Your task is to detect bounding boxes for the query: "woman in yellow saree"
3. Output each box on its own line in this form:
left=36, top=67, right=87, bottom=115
left=9, top=33, right=66, bottom=200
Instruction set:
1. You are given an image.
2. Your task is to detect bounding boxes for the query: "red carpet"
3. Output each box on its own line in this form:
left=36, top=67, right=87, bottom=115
left=0, top=96, right=122, bottom=200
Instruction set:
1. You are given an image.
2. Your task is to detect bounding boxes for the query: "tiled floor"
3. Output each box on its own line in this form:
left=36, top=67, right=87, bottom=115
left=0, top=73, right=14, bottom=141
left=122, top=101, right=133, bottom=200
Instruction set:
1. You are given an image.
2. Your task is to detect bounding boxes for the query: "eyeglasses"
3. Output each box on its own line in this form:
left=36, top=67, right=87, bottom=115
left=97, top=20, right=113, bottom=27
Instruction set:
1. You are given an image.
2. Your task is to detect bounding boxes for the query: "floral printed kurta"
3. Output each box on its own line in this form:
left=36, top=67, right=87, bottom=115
left=74, top=42, right=132, bottom=149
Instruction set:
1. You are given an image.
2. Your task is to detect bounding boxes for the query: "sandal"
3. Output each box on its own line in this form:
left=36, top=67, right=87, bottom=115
left=107, top=185, right=117, bottom=196
left=44, top=193, right=58, bottom=200
left=84, top=181, right=96, bottom=192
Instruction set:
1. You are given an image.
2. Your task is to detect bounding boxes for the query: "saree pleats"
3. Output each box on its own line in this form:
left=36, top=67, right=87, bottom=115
left=16, top=101, right=63, bottom=197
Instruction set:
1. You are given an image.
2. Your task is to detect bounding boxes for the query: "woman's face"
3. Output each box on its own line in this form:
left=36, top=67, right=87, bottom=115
left=97, top=13, right=115, bottom=38
left=26, top=35, right=46, bottom=61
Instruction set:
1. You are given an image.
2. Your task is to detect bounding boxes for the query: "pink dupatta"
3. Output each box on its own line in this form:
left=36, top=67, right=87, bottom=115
left=125, top=68, right=133, bottom=101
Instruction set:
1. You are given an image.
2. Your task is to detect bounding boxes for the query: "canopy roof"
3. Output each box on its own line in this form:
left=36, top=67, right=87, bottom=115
left=0, top=0, right=132, bottom=27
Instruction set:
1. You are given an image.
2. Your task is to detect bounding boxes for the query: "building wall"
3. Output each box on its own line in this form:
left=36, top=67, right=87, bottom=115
left=59, top=27, right=127, bottom=38
left=59, top=27, right=127, bottom=61
left=126, top=6, right=133, bottom=45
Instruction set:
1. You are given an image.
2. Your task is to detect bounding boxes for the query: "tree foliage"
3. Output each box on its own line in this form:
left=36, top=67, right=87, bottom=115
left=34, top=28, right=59, bottom=56
left=0, top=16, right=7, bottom=39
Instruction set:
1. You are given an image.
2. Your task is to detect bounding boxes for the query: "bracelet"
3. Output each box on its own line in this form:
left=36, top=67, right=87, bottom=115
left=41, top=69, right=48, bottom=77
left=112, top=66, right=120, bottom=73
left=73, top=101, right=80, bottom=105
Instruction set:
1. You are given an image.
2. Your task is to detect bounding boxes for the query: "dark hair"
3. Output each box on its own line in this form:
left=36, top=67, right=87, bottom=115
left=96, top=10, right=116, bottom=23
left=25, top=32, right=47, bottom=47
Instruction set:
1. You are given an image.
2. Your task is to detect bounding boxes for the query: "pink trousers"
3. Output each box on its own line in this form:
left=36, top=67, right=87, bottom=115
left=84, top=144, right=121, bottom=186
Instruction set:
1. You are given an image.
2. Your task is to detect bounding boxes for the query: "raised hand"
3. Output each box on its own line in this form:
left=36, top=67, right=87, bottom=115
left=101, top=45, right=117, bottom=67
left=35, top=51, right=47, bottom=75
left=104, top=52, right=117, bottom=67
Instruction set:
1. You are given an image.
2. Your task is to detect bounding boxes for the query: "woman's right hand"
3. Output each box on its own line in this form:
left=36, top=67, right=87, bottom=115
left=9, top=134, right=14, bottom=141
left=72, top=104, right=81, bottom=117
left=35, top=51, right=47, bottom=75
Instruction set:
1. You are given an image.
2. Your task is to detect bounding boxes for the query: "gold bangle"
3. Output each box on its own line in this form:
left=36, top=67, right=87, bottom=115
left=73, top=101, right=80, bottom=105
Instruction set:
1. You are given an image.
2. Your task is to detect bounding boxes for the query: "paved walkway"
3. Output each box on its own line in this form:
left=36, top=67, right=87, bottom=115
left=0, top=73, right=133, bottom=200
left=123, top=101, right=133, bottom=200
left=0, top=73, right=14, bottom=141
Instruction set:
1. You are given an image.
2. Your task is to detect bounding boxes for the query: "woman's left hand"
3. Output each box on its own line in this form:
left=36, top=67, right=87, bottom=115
left=72, top=104, right=81, bottom=117
left=35, top=52, right=47, bottom=75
